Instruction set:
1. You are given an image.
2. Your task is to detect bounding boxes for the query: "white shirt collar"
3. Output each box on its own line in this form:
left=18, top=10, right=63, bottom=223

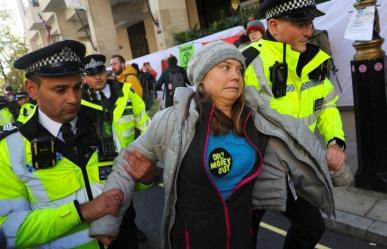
left=97, top=84, right=111, bottom=100
left=38, top=108, right=78, bottom=139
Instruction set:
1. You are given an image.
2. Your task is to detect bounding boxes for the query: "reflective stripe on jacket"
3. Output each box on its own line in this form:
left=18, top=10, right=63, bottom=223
left=0, top=131, right=110, bottom=248
left=243, top=39, right=344, bottom=144
left=81, top=83, right=149, bottom=151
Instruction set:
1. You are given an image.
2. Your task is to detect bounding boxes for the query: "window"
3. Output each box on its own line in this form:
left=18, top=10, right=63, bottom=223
left=31, top=0, right=39, bottom=7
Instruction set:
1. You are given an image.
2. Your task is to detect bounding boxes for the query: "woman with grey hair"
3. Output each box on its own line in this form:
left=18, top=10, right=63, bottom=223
left=89, top=41, right=334, bottom=249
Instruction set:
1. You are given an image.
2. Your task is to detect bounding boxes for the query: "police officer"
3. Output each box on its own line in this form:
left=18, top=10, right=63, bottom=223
left=81, top=54, right=151, bottom=248
left=242, top=1, right=346, bottom=248
left=0, top=96, right=13, bottom=127
left=0, top=40, right=127, bottom=249
left=12, top=91, right=36, bottom=123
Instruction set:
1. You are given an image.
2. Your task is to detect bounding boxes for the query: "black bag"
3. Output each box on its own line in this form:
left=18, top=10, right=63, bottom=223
left=167, top=69, right=186, bottom=96
left=137, top=72, right=155, bottom=110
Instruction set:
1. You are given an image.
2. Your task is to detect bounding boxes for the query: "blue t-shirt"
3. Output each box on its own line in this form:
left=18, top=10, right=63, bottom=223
left=205, top=131, right=257, bottom=200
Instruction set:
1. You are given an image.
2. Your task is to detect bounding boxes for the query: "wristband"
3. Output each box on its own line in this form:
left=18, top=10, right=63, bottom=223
left=327, top=137, right=346, bottom=151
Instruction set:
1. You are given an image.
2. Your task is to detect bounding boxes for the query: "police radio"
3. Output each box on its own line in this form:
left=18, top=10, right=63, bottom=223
left=96, top=119, right=117, bottom=162
left=31, top=136, right=56, bottom=169
left=269, top=43, right=288, bottom=98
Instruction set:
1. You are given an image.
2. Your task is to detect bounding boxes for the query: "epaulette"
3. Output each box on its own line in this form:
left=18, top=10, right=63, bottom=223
left=242, top=46, right=260, bottom=68
left=0, top=122, right=22, bottom=140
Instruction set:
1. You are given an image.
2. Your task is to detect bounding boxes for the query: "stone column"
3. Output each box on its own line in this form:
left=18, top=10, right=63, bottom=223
left=148, top=0, right=191, bottom=49
left=54, top=11, right=79, bottom=41
left=84, top=0, right=120, bottom=58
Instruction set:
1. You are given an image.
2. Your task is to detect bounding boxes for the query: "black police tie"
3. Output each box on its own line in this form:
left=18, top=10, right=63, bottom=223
left=100, top=91, right=114, bottom=113
left=60, top=123, right=75, bottom=144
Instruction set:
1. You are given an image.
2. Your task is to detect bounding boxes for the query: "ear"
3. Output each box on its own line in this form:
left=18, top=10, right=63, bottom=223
left=267, top=19, right=280, bottom=36
left=24, top=79, right=39, bottom=101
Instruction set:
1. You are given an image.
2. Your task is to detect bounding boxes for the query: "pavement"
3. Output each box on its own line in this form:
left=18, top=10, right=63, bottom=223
left=322, top=109, right=387, bottom=248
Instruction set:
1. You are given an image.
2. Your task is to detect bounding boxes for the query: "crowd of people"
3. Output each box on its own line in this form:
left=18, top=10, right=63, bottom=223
left=0, top=0, right=353, bottom=249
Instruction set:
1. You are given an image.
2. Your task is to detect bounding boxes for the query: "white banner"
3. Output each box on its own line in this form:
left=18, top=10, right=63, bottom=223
left=314, top=0, right=387, bottom=106
left=127, top=26, right=245, bottom=81
left=128, top=0, right=387, bottom=106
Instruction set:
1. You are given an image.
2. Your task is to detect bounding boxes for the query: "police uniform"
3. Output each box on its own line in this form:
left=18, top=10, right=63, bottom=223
left=82, top=54, right=149, bottom=152
left=0, top=40, right=117, bottom=249
left=243, top=1, right=345, bottom=249
left=11, top=91, right=37, bottom=123
left=81, top=54, right=150, bottom=248
left=0, top=96, right=13, bottom=127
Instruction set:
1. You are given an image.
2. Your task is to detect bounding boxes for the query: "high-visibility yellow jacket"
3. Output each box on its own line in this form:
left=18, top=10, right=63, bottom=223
left=243, top=39, right=345, bottom=144
left=81, top=81, right=150, bottom=152
left=0, top=111, right=111, bottom=248
left=0, top=107, right=14, bottom=127
left=17, top=102, right=36, bottom=123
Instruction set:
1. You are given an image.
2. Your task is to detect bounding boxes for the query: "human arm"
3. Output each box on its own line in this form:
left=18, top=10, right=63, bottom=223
left=147, top=66, right=157, bottom=78
left=94, top=151, right=155, bottom=246
left=316, top=78, right=346, bottom=171
left=89, top=150, right=138, bottom=239
left=155, top=72, right=166, bottom=90
left=90, top=110, right=168, bottom=238
left=326, top=141, right=346, bottom=171
left=182, top=68, right=191, bottom=86
left=0, top=144, right=80, bottom=248
left=0, top=152, right=122, bottom=248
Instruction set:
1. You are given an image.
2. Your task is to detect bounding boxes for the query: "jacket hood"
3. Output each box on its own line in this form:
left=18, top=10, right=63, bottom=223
left=120, top=65, right=137, bottom=76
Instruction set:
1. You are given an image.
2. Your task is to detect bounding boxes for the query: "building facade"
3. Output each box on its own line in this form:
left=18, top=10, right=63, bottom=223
left=17, top=0, right=257, bottom=60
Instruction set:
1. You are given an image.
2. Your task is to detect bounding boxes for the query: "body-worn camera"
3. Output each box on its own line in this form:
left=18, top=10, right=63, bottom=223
left=96, top=120, right=117, bottom=161
left=270, top=61, right=288, bottom=98
left=31, top=136, right=56, bottom=169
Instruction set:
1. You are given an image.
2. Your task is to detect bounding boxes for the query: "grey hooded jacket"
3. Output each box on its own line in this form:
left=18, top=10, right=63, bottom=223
left=89, top=87, right=334, bottom=249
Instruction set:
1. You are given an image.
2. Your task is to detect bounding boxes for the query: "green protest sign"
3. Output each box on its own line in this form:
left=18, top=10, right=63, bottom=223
left=179, top=43, right=194, bottom=69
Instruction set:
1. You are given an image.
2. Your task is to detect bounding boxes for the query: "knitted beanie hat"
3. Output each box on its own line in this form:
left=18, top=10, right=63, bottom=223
left=187, top=41, right=246, bottom=86
left=246, top=20, right=265, bottom=35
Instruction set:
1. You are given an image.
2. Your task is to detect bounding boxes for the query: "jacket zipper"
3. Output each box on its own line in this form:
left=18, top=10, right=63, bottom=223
left=229, top=111, right=263, bottom=198
left=202, top=107, right=263, bottom=249
left=201, top=104, right=231, bottom=249
left=168, top=112, right=196, bottom=248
